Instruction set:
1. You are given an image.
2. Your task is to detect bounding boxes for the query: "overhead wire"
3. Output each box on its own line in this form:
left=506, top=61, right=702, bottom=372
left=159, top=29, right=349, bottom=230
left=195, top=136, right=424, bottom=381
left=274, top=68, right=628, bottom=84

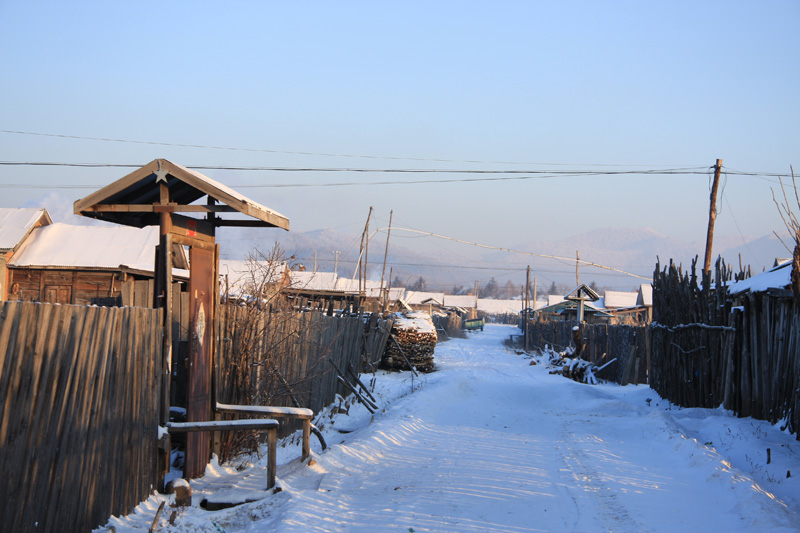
left=368, top=226, right=651, bottom=280
left=0, top=129, right=705, bottom=168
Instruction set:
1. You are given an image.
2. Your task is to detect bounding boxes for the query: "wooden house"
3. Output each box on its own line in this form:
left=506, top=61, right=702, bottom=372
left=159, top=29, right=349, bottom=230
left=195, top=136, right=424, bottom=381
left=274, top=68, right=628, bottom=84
left=6, top=222, right=188, bottom=306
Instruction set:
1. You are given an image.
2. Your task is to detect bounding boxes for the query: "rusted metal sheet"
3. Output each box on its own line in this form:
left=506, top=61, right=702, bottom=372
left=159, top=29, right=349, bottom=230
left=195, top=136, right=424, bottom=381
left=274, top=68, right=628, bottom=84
left=184, top=246, right=216, bottom=478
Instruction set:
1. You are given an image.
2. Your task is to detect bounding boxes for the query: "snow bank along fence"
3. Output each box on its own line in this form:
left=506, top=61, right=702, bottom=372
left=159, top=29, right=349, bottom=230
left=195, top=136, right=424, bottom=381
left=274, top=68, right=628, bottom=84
left=214, top=305, right=394, bottom=460
left=525, top=318, right=648, bottom=385
left=0, top=301, right=163, bottom=533
left=650, top=259, right=800, bottom=436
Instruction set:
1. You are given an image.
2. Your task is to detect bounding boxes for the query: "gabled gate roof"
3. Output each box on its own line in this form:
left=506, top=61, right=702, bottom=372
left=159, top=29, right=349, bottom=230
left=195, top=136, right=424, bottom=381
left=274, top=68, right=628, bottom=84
left=73, top=158, right=289, bottom=230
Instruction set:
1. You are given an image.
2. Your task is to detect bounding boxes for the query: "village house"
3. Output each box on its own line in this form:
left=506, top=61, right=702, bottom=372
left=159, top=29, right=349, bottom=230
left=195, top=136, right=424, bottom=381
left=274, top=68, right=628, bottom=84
left=5, top=221, right=188, bottom=306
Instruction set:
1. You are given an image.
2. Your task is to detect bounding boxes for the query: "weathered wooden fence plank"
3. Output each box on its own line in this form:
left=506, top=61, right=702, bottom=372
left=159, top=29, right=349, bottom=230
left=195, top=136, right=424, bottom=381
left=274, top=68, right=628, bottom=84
left=0, top=301, right=162, bottom=533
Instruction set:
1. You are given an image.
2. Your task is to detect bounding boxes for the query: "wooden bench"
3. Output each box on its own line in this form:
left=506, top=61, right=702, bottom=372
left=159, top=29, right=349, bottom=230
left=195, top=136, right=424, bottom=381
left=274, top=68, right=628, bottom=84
left=166, top=419, right=280, bottom=490
left=215, top=402, right=314, bottom=462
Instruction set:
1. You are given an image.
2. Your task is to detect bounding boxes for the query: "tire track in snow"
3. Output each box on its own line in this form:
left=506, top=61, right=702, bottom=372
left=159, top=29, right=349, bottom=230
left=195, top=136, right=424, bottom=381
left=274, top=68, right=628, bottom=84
left=555, top=421, right=648, bottom=533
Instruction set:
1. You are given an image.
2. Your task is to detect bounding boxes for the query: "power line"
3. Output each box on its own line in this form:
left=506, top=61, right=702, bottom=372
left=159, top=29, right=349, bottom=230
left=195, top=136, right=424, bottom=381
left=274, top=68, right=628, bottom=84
left=369, top=227, right=651, bottom=280
left=0, top=161, right=761, bottom=190
left=0, top=129, right=704, bottom=168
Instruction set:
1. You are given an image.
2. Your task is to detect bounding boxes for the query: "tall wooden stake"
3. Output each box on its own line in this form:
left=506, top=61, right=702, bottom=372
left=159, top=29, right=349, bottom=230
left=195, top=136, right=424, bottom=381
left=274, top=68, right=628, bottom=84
left=525, top=265, right=530, bottom=351
left=380, top=210, right=393, bottom=311
left=576, top=250, right=580, bottom=286
left=704, top=158, right=723, bottom=275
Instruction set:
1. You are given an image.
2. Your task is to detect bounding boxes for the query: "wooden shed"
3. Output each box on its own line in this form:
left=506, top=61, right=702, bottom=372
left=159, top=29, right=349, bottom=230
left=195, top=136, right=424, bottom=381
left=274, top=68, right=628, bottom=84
left=6, top=222, right=188, bottom=306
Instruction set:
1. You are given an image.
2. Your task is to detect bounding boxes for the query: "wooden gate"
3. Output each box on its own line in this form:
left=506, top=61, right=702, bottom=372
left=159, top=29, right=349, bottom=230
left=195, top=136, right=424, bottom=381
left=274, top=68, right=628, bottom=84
left=185, top=246, right=216, bottom=478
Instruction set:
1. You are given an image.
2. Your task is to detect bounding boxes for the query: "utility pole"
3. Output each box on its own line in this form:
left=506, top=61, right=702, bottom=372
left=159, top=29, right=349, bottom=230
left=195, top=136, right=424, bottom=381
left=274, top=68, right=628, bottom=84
left=313, top=250, right=317, bottom=272
left=380, top=210, right=393, bottom=312
left=704, top=158, right=723, bottom=275
left=576, top=250, right=580, bottom=286
left=525, top=265, right=531, bottom=351
left=333, top=251, right=340, bottom=276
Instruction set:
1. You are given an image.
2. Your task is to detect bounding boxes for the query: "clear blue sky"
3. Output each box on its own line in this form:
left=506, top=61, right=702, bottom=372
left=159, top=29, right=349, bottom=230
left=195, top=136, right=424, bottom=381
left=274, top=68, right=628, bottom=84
left=1, top=1, right=798, bottom=261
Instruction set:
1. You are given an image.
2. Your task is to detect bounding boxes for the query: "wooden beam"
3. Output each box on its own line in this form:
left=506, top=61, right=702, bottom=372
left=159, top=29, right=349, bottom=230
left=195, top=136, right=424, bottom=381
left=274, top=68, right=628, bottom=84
left=85, top=204, right=238, bottom=213
left=171, top=214, right=215, bottom=243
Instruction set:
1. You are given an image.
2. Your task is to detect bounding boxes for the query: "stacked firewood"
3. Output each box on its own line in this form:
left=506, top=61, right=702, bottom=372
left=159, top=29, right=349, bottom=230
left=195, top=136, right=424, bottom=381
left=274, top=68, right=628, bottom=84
left=381, top=312, right=437, bottom=373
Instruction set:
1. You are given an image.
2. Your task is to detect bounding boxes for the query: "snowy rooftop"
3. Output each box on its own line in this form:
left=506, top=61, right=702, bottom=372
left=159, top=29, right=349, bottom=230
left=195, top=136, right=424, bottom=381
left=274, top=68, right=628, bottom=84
left=289, top=271, right=339, bottom=291
left=604, top=290, right=639, bottom=309
left=404, top=290, right=446, bottom=305
left=443, top=294, right=477, bottom=308
left=8, top=223, right=161, bottom=270
left=0, top=207, right=51, bottom=251
left=727, top=261, right=791, bottom=295
left=477, top=298, right=523, bottom=315
left=219, top=259, right=287, bottom=289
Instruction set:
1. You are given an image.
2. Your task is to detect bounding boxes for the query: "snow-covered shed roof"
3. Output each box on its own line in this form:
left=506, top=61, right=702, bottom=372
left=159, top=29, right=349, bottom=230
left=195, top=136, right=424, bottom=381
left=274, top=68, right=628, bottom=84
left=728, top=261, right=791, bottom=296
left=443, top=294, right=477, bottom=308
left=9, top=223, right=163, bottom=272
left=477, top=299, right=523, bottom=315
left=0, top=208, right=52, bottom=251
left=335, top=278, right=384, bottom=293
left=290, top=271, right=339, bottom=292
left=365, top=287, right=405, bottom=300
left=604, top=290, right=639, bottom=309
left=404, top=291, right=445, bottom=305
left=219, top=259, right=287, bottom=289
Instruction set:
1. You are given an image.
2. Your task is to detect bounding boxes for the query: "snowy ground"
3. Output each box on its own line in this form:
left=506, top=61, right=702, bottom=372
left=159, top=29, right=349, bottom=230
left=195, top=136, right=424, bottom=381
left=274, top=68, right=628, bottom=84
left=101, top=324, right=800, bottom=532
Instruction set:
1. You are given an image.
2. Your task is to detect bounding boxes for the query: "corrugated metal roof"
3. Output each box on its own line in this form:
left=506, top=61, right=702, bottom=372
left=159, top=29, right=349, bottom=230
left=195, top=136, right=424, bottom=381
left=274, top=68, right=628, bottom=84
left=8, top=223, right=159, bottom=270
left=0, top=208, right=51, bottom=251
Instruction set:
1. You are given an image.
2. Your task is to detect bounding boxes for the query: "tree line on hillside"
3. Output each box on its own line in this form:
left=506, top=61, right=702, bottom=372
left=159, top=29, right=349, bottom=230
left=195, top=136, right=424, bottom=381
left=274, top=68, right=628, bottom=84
left=399, top=275, right=627, bottom=299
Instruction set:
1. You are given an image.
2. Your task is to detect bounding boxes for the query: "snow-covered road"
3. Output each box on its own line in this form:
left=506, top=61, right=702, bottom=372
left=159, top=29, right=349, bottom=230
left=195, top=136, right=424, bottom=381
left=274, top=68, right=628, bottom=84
left=106, top=324, right=800, bottom=532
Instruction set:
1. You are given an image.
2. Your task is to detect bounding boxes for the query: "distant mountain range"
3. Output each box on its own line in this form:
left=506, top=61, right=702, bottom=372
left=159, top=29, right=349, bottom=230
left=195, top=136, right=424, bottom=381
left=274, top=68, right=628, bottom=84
left=217, top=226, right=791, bottom=292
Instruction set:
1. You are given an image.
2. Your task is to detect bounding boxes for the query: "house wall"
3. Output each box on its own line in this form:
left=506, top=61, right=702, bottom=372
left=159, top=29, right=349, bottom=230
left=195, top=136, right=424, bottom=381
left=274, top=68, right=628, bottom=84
left=0, top=253, right=7, bottom=302
left=8, top=268, right=125, bottom=305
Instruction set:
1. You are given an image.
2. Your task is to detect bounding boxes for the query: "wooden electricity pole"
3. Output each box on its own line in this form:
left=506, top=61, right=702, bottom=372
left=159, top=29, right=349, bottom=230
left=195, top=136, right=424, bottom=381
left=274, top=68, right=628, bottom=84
left=525, top=265, right=531, bottom=351
left=380, top=210, right=393, bottom=312
left=703, top=159, right=723, bottom=275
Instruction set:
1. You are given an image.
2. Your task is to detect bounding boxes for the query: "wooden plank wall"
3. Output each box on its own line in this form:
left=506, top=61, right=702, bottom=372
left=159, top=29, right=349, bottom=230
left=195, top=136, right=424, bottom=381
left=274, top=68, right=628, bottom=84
left=0, top=301, right=163, bottom=533
left=214, top=307, right=393, bottom=458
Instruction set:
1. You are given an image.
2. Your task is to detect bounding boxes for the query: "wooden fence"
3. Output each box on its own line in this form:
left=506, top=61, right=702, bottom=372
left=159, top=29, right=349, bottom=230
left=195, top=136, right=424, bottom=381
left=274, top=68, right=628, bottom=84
left=729, top=290, right=800, bottom=433
left=0, top=301, right=163, bottom=533
left=213, top=306, right=394, bottom=458
left=525, top=319, right=648, bottom=385
left=650, top=259, right=800, bottom=435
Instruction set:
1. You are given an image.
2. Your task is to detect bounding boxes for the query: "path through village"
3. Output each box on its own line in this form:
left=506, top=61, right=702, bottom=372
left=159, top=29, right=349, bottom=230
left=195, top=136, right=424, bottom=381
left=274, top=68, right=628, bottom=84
left=106, top=324, right=800, bottom=532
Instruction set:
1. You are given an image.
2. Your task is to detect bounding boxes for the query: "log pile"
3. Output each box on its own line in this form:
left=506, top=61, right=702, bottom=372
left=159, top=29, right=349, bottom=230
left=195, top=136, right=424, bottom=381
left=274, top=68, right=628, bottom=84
left=381, top=311, right=437, bottom=373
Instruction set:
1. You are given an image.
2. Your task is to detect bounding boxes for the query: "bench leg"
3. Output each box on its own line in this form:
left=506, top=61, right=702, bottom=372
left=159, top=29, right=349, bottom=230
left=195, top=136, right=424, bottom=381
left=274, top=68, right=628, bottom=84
left=302, top=419, right=310, bottom=461
left=267, top=427, right=277, bottom=490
